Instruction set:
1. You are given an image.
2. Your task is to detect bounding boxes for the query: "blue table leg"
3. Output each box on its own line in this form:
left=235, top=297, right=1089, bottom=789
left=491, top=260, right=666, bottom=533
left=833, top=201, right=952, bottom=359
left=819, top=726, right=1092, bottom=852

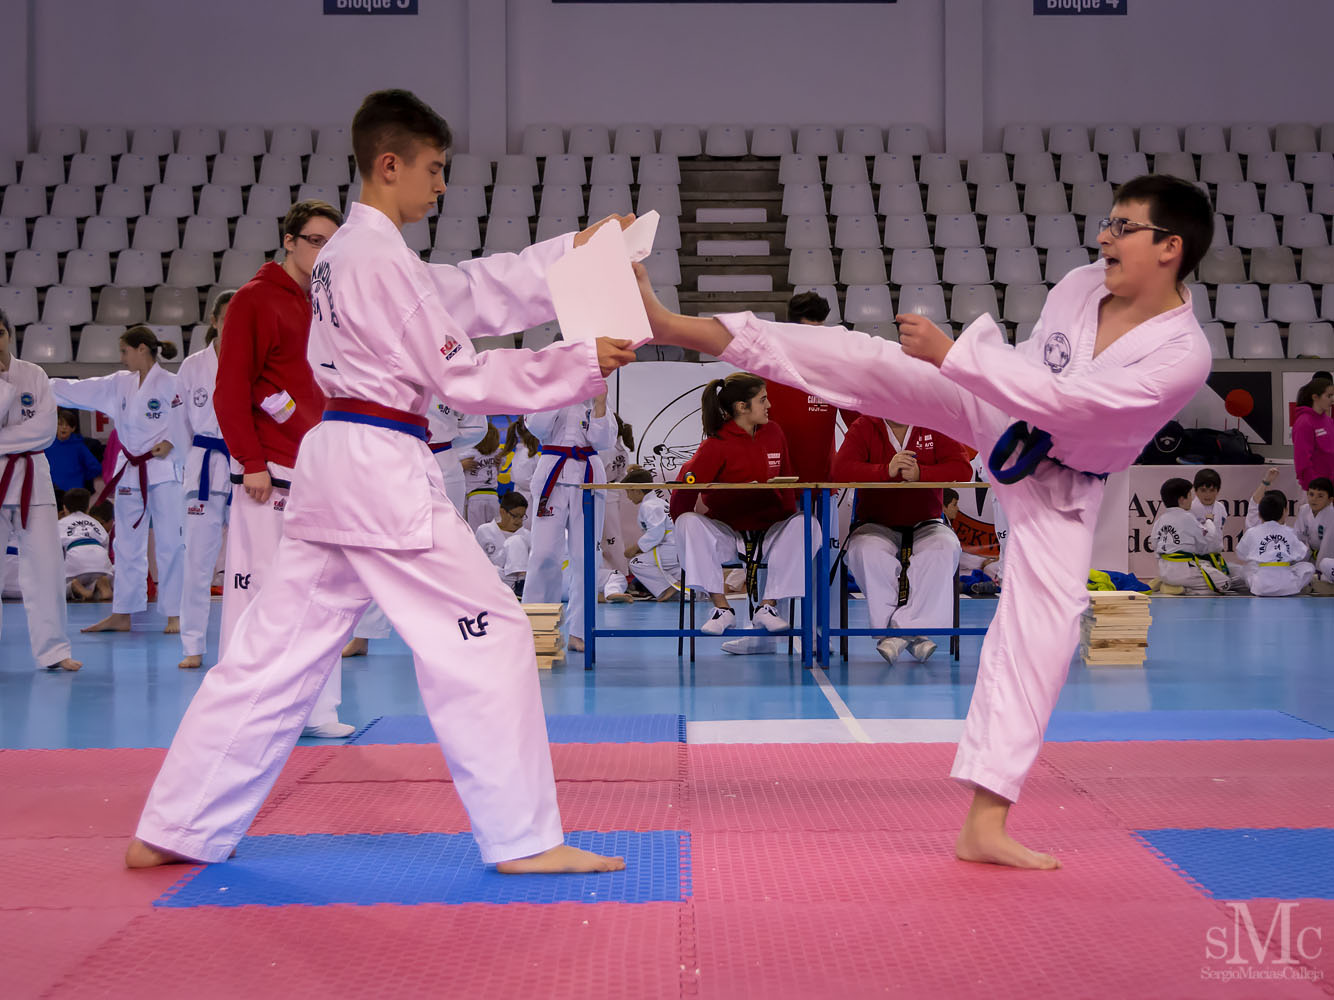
left=818, top=487, right=833, bottom=667
left=801, top=488, right=813, bottom=669
left=583, top=487, right=595, bottom=669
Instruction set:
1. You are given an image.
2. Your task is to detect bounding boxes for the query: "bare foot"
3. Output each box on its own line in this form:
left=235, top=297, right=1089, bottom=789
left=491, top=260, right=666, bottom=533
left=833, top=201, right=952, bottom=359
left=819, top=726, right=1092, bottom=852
left=656, top=588, right=678, bottom=602
left=163, top=616, right=180, bottom=634
left=496, top=843, right=625, bottom=874
left=954, top=787, right=1061, bottom=870
left=178, top=654, right=203, bottom=669
left=82, top=612, right=131, bottom=633
left=125, top=838, right=195, bottom=869
left=47, top=658, right=82, bottom=672
left=567, top=635, right=585, bottom=653
left=605, top=592, right=634, bottom=603
left=342, top=637, right=368, bottom=657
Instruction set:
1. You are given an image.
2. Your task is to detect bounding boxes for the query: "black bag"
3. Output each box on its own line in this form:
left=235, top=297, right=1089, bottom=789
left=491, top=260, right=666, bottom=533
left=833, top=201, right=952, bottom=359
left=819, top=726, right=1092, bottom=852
left=1137, top=421, right=1185, bottom=464
left=1179, top=427, right=1264, bottom=465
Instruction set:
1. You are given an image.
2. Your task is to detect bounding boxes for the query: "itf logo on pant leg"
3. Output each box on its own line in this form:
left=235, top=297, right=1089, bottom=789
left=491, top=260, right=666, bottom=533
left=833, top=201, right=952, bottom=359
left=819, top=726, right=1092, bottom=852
left=232, top=573, right=251, bottom=591
left=457, top=611, right=490, bottom=639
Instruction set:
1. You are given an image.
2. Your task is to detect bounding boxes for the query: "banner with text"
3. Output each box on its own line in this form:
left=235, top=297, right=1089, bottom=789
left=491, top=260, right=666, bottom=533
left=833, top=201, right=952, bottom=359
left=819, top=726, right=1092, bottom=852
left=1034, top=0, right=1126, bottom=14
left=324, top=0, right=418, bottom=15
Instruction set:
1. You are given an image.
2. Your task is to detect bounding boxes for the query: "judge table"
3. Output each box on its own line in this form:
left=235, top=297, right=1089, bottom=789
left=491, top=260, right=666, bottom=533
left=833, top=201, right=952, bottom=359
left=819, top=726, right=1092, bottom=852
left=579, top=481, right=989, bottom=669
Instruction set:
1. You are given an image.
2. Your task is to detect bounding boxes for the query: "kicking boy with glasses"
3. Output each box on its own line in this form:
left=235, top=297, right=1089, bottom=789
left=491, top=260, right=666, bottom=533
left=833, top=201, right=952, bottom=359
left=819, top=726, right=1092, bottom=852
left=635, top=175, right=1214, bottom=870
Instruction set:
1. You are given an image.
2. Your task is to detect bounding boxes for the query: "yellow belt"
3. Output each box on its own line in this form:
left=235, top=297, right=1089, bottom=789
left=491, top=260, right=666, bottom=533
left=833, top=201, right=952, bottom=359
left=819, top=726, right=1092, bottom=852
left=1159, top=551, right=1226, bottom=593
left=1259, top=560, right=1291, bottom=567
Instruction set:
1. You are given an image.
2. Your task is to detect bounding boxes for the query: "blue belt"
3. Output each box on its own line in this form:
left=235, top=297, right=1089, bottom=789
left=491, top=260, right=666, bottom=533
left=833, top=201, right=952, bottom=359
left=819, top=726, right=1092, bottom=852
left=429, top=440, right=453, bottom=453
left=322, top=398, right=429, bottom=441
left=192, top=434, right=230, bottom=502
left=988, top=421, right=1107, bottom=486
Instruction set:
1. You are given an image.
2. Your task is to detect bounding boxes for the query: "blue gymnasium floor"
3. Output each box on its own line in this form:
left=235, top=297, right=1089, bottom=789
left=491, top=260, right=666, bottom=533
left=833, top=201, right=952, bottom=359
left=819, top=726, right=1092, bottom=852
left=2, top=594, right=1331, bottom=748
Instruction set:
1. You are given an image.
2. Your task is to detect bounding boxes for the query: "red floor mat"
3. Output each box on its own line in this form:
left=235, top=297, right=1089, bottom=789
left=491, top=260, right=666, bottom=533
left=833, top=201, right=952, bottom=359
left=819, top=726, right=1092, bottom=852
left=691, top=899, right=1324, bottom=999
left=250, top=779, right=685, bottom=836
left=303, top=742, right=687, bottom=784
left=1, top=908, right=143, bottom=1000
left=1039, top=739, right=1334, bottom=779
left=688, top=828, right=1208, bottom=905
left=41, top=903, right=687, bottom=1000
left=1085, top=775, right=1334, bottom=829
left=688, top=774, right=1117, bottom=833
left=0, top=837, right=193, bottom=909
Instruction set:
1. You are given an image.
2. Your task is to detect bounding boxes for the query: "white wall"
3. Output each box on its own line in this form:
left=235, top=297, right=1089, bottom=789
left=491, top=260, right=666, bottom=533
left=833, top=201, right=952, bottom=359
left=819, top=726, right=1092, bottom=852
left=29, top=0, right=469, bottom=143
left=5, top=0, right=1334, bottom=158
left=506, top=0, right=945, bottom=148
left=983, top=0, right=1334, bottom=146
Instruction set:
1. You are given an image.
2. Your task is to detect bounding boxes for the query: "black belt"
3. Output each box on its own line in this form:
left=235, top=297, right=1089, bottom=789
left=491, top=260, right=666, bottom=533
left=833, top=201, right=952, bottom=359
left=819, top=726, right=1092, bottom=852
left=230, top=471, right=292, bottom=491
left=988, top=421, right=1108, bottom=486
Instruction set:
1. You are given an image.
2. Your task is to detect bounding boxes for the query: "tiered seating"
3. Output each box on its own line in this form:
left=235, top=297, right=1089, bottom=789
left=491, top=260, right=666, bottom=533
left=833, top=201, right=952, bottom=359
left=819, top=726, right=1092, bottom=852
left=3, top=121, right=1334, bottom=369
left=773, top=122, right=1334, bottom=355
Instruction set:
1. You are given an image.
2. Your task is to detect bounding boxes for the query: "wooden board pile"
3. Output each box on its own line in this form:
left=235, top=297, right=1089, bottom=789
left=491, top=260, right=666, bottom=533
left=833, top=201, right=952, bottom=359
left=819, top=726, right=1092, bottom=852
left=1079, top=591, right=1151, bottom=666
left=523, top=603, right=565, bottom=669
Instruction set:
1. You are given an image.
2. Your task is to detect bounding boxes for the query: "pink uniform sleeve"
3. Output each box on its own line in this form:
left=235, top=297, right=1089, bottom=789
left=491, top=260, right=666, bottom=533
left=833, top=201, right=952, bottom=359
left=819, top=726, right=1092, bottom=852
left=426, top=234, right=575, bottom=339
left=393, top=296, right=605, bottom=416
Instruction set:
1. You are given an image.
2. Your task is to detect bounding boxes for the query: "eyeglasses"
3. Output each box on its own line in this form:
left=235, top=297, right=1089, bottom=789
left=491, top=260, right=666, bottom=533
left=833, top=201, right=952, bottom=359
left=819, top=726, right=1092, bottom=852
left=295, top=232, right=330, bottom=248
left=1098, top=217, right=1174, bottom=239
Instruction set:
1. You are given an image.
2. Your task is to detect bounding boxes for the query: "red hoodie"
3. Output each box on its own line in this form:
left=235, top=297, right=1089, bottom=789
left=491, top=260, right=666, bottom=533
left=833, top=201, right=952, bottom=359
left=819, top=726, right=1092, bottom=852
left=214, top=261, right=326, bottom=474
left=1292, top=405, right=1334, bottom=489
left=832, top=417, right=970, bottom=527
left=668, top=421, right=796, bottom=532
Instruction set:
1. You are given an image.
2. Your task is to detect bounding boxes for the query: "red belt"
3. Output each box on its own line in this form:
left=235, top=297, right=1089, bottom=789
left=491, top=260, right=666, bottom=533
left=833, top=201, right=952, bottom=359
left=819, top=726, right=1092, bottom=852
left=94, top=449, right=154, bottom=528
left=322, top=397, right=429, bottom=441
left=0, top=451, right=39, bottom=529
left=429, top=440, right=453, bottom=454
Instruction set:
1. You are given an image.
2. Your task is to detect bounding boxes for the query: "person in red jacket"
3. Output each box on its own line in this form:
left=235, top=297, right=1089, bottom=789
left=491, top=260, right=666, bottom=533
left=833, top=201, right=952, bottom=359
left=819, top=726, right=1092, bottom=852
left=669, top=373, right=818, bottom=638
left=763, top=292, right=840, bottom=483
left=214, top=199, right=354, bottom=738
left=835, top=416, right=971, bottom=664
left=1292, top=376, right=1334, bottom=490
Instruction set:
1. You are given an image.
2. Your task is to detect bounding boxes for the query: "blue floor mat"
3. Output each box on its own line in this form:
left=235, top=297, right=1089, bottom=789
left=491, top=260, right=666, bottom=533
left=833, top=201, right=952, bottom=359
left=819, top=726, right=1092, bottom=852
left=349, top=714, right=688, bottom=745
left=1136, top=828, right=1334, bottom=900
left=1044, top=710, right=1333, bottom=742
left=157, top=831, right=690, bottom=907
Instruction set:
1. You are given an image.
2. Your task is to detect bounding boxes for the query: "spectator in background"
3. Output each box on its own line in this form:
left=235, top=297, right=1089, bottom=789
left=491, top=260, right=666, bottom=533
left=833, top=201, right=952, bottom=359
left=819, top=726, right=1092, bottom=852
left=46, top=408, right=104, bottom=493
left=762, top=292, right=840, bottom=483
left=1292, top=377, right=1334, bottom=490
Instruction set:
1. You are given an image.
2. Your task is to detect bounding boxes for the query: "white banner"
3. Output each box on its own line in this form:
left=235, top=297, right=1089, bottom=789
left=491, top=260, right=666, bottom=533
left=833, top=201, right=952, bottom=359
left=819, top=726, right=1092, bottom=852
left=1126, top=463, right=1299, bottom=579
left=608, top=361, right=737, bottom=480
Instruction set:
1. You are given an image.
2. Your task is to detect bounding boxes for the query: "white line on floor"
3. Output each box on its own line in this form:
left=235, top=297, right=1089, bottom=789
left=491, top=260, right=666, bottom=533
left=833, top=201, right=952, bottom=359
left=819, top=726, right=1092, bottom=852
left=809, top=666, right=873, bottom=743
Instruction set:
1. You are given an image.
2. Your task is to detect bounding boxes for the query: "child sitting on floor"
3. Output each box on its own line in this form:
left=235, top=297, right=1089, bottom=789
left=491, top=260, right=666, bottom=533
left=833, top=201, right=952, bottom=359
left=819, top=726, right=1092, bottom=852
left=1295, top=476, right=1334, bottom=593
left=621, top=467, right=680, bottom=602
left=1150, top=477, right=1229, bottom=594
left=1237, top=489, right=1314, bottom=596
left=59, top=487, right=114, bottom=602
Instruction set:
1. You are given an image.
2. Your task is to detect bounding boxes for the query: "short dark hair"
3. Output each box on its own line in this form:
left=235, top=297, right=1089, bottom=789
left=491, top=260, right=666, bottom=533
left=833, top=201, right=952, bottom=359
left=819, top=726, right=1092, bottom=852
left=622, top=467, right=654, bottom=485
left=1308, top=477, right=1334, bottom=497
left=1192, top=468, right=1221, bottom=490
left=1160, top=477, right=1194, bottom=508
left=1316, top=370, right=1333, bottom=382
left=64, top=487, right=92, bottom=514
left=788, top=291, right=831, bottom=324
left=1112, top=174, right=1214, bottom=281
left=351, top=89, right=452, bottom=177
left=0, top=304, right=10, bottom=337
left=90, top=501, right=114, bottom=524
left=943, top=488, right=959, bottom=506
left=499, top=491, right=528, bottom=513
left=1297, top=378, right=1333, bottom=409
left=282, top=200, right=343, bottom=243
left=57, top=407, right=80, bottom=429
left=1258, top=489, right=1287, bottom=523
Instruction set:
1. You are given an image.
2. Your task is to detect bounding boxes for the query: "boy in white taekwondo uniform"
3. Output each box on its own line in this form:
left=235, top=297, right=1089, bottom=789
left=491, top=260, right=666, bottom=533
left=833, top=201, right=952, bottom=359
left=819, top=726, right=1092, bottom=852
left=427, top=397, right=488, bottom=513
left=1237, top=490, right=1316, bottom=596
left=1151, top=477, right=1230, bottom=594
left=0, top=311, right=81, bottom=670
left=621, top=467, right=679, bottom=600
left=174, top=299, right=233, bottom=669
left=523, top=395, right=617, bottom=652
left=60, top=488, right=114, bottom=600
left=1296, top=476, right=1334, bottom=586
left=52, top=328, right=186, bottom=635
left=127, top=89, right=634, bottom=875
left=476, top=492, right=532, bottom=590
left=635, top=175, right=1215, bottom=870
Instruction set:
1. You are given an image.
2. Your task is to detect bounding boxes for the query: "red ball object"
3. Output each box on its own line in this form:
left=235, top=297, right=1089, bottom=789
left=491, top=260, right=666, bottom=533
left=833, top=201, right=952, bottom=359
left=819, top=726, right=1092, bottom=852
left=1224, top=389, right=1254, bottom=418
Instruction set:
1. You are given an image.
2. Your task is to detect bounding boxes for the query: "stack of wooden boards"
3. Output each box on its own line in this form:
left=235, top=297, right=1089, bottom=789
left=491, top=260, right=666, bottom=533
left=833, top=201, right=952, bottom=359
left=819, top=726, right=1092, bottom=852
left=523, top=603, right=565, bottom=669
left=1080, top=591, right=1151, bottom=666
